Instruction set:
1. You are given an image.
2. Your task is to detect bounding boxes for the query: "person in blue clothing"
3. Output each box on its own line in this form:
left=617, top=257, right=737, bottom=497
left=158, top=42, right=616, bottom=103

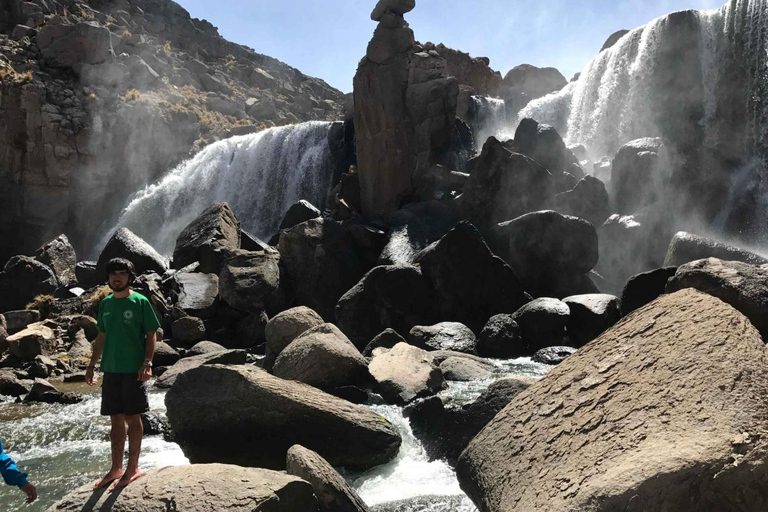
left=0, top=439, right=36, bottom=503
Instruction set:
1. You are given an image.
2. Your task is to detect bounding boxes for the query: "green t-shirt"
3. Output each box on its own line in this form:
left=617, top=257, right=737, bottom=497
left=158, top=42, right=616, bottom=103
left=97, top=291, right=161, bottom=373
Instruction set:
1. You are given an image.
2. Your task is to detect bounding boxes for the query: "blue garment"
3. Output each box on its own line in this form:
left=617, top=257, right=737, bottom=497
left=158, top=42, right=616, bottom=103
left=0, top=439, right=28, bottom=488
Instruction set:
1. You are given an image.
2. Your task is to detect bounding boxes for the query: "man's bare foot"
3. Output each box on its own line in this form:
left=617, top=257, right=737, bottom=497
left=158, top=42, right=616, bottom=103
left=93, top=469, right=123, bottom=489
left=110, top=468, right=142, bottom=491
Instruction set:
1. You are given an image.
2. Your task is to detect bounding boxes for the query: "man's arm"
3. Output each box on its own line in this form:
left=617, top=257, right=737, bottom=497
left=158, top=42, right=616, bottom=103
left=138, top=330, right=157, bottom=382
left=85, top=332, right=105, bottom=386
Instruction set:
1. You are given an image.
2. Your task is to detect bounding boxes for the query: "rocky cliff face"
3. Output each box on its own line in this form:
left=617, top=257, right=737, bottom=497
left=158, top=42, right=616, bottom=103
left=0, top=0, right=346, bottom=263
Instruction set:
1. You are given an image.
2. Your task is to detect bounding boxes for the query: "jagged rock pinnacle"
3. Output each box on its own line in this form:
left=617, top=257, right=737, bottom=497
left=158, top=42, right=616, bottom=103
left=371, top=0, right=416, bottom=21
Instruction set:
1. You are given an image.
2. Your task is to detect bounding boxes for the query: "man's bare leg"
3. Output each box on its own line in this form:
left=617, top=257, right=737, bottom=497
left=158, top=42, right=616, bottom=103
left=111, top=414, right=143, bottom=490
left=94, top=415, right=125, bottom=489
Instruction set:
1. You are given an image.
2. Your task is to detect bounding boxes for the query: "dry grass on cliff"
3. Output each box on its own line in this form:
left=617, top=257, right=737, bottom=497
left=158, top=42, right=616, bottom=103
left=26, top=294, right=55, bottom=319
left=0, top=66, right=33, bottom=84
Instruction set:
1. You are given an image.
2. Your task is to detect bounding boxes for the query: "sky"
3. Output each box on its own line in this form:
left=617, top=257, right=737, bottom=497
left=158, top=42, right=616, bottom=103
left=176, top=0, right=726, bottom=93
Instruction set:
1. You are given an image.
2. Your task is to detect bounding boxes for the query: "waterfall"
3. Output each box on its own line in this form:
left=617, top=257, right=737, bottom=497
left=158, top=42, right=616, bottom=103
left=97, top=121, right=336, bottom=256
left=519, top=0, right=768, bottom=243
left=468, top=96, right=516, bottom=152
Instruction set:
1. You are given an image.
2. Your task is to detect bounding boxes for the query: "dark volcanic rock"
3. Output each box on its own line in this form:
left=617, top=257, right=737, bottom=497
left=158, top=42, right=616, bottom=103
left=532, top=345, right=578, bottom=365
left=96, top=228, right=168, bottom=279
left=272, top=323, right=369, bottom=390
left=362, top=328, right=406, bottom=357
left=279, top=218, right=366, bottom=321
left=156, top=349, right=247, bottom=389
left=408, top=377, right=534, bottom=464
left=511, top=298, right=570, bottom=353
left=335, top=265, right=437, bottom=350
left=279, top=200, right=322, bottom=231
left=74, top=261, right=99, bottom=288
left=187, top=341, right=227, bottom=357
left=218, top=251, right=281, bottom=314
left=37, top=22, right=115, bottom=68
left=368, top=343, right=446, bottom=405
left=165, top=364, right=401, bottom=470
left=172, top=203, right=241, bottom=273
left=458, top=137, right=553, bottom=228
left=601, top=29, right=631, bottom=51
left=408, top=322, right=477, bottom=354
left=35, top=234, right=77, bottom=286
left=153, top=341, right=181, bottom=367
left=666, top=258, right=768, bottom=338
left=265, top=306, right=324, bottom=356
left=510, top=118, right=577, bottom=176
left=562, top=294, right=621, bottom=347
left=172, top=272, right=219, bottom=319
left=493, top=210, right=598, bottom=297
left=477, top=314, right=525, bottom=358
left=620, top=266, right=678, bottom=316
left=286, top=445, right=370, bottom=512
left=0, top=256, right=58, bottom=312
left=414, top=221, right=529, bottom=333
left=457, top=289, right=768, bottom=511
left=500, top=64, right=567, bottom=113
left=611, top=137, right=669, bottom=214
left=377, top=201, right=452, bottom=265
left=546, top=175, right=611, bottom=227
left=663, top=231, right=768, bottom=267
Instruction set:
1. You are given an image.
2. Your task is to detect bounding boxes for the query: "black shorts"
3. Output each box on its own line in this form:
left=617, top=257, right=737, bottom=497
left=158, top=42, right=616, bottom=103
left=100, top=372, right=149, bottom=416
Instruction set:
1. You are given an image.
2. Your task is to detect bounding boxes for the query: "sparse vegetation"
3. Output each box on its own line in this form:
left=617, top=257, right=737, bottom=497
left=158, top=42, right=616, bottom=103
left=125, top=88, right=141, bottom=101
left=106, top=14, right=116, bottom=24
left=163, top=41, right=172, bottom=57
left=0, top=66, right=33, bottom=84
left=26, top=294, right=56, bottom=320
left=123, top=29, right=132, bottom=37
left=87, top=286, right=112, bottom=316
left=79, top=8, right=95, bottom=21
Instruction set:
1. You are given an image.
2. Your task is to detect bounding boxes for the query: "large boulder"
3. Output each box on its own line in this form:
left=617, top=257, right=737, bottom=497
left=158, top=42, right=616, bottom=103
left=0, top=370, right=31, bottom=397
left=187, top=341, right=227, bottom=357
left=477, top=314, right=525, bottom=358
left=279, top=218, right=366, bottom=320
left=156, top=349, right=247, bottom=389
left=3, top=310, right=41, bottom=334
left=35, top=234, right=77, bottom=286
left=663, top=231, right=768, bottom=267
left=286, top=445, right=370, bottom=512
left=620, top=266, right=678, bottom=316
left=96, top=228, right=167, bottom=279
left=335, top=265, right=438, bottom=350
left=47, top=464, right=318, bottom=512
left=152, top=341, right=180, bottom=367
left=546, top=175, right=611, bottom=227
left=377, top=201, right=452, bottom=265
left=371, top=0, right=415, bottom=20
left=37, top=22, right=114, bottom=68
left=457, top=137, right=553, bottom=228
left=510, top=118, right=577, bottom=176
left=218, top=251, right=281, bottom=314
left=409, top=377, right=534, bottom=464
left=265, top=306, right=325, bottom=356
left=362, top=328, right=407, bottom=357
left=272, top=323, right=369, bottom=390
left=500, top=64, right=567, bottom=113
left=0, top=256, right=58, bottom=312
left=171, top=316, right=206, bottom=346
left=562, top=294, right=621, bottom=347
left=408, top=322, right=477, bottom=354
left=172, top=203, right=241, bottom=273
left=457, top=289, right=768, bottom=511
left=171, top=273, right=219, bottom=319
left=492, top=210, right=599, bottom=297
left=439, top=356, right=495, bottom=381
left=368, top=342, right=446, bottom=404
left=666, top=258, right=768, bottom=339
left=279, top=200, right=322, bottom=231
left=414, top=221, right=529, bottom=333
left=611, top=137, right=669, bottom=214
left=7, top=323, right=57, bottom=361
left=511, top=298, right=570, bottom=353
left=165, top=364, right=401, bottom=469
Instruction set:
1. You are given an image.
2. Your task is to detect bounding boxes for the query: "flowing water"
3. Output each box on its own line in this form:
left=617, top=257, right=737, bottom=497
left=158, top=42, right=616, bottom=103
left=0, top=359, right=550, bottom=511
left=94, top=121, right=337, bottom=256
left=468, top=96, right=516, bottom=152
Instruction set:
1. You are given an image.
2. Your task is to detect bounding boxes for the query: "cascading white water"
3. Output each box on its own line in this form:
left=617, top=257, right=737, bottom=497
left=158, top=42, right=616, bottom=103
left=520, top=0, right=768, bottom=162
left=97, top=121, right=336, bottom=256
left=468, top=96, right=516, bottom=152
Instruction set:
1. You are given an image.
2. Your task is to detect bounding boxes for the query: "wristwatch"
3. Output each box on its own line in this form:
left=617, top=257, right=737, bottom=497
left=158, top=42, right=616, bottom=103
left=142, top=361, right=153, bottom=367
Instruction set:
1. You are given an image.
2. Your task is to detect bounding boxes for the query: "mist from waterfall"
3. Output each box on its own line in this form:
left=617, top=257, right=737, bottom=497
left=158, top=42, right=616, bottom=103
left=468, top=96, right=516, bottom=152
left=97, top=121, right=336, bottom=256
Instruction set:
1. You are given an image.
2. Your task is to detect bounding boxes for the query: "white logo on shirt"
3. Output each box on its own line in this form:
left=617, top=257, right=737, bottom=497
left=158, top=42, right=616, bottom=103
left=123, top=310, right=134, bottom=321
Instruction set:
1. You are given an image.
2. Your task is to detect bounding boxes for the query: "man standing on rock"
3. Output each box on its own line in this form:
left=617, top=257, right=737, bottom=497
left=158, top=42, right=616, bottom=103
left=86, top=258, right=160, bottom=491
